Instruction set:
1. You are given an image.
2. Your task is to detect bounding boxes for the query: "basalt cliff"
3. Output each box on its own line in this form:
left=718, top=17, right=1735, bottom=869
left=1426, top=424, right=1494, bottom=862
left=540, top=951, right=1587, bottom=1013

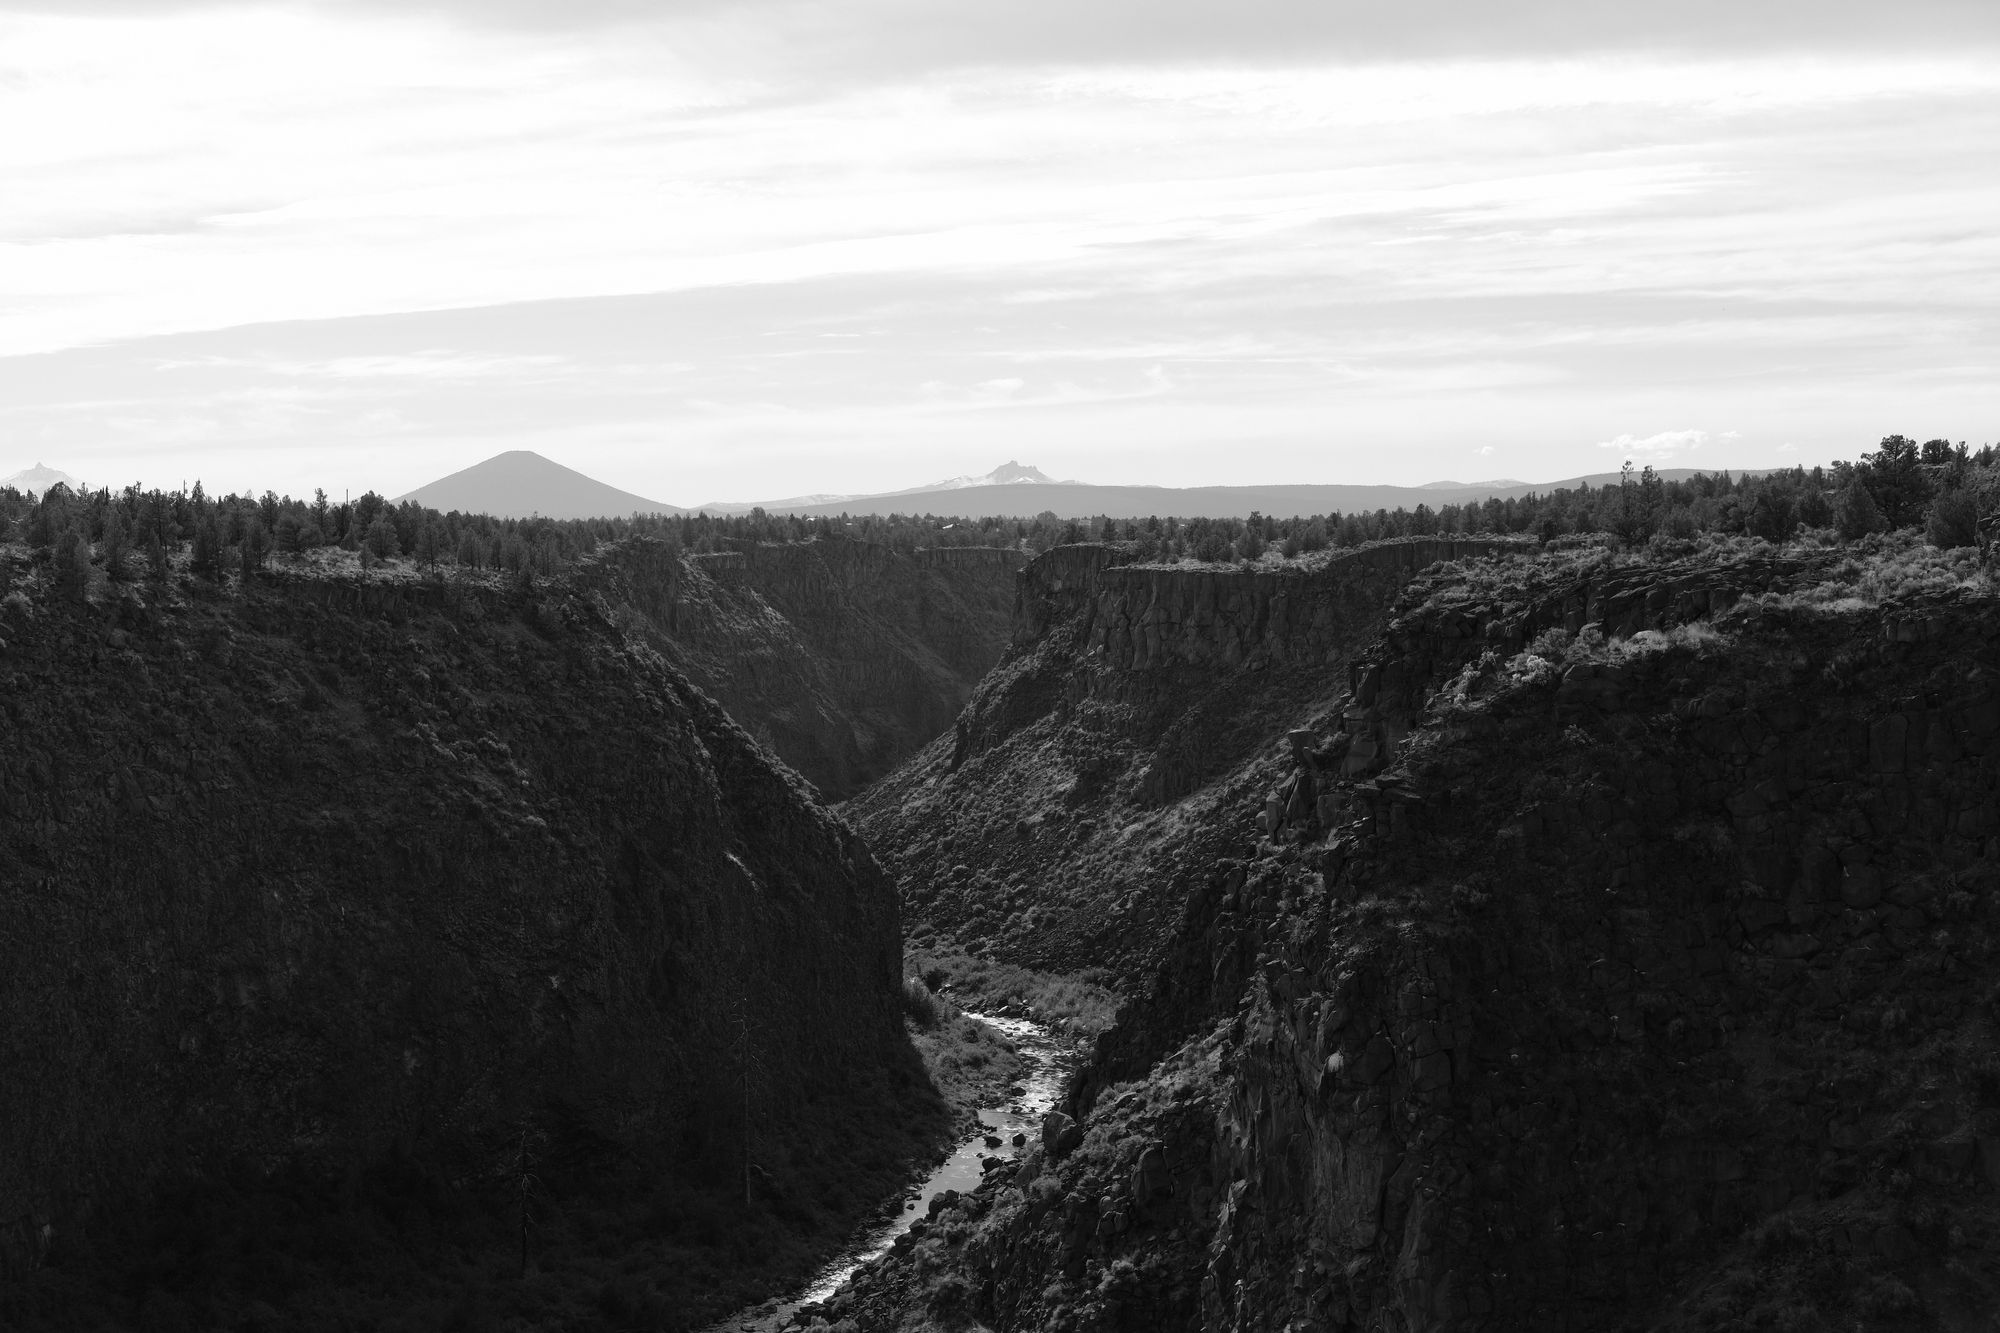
left=834, top=537, right=2000, bottom=1332
left=0, top=547, right=936, bottom=1330
left=597, top=537, right=1021, bottom=801
left=848, top=538, right=1522, bottom=979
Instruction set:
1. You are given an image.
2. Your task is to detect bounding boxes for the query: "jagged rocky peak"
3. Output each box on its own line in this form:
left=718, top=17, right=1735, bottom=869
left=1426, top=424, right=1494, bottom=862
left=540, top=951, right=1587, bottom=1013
left=983, top=460, right=1058, bottom=485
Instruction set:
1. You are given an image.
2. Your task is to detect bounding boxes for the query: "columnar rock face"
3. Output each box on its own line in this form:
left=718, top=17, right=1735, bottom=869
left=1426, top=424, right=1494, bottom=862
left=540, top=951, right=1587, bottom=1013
left=0, top=554, right=913, bottom=1317
left=595, top=536, right=1021, bottom=800
left=853, top=539, right=1525, bottom=977
left=838, top=544, right=2000, bottom=1331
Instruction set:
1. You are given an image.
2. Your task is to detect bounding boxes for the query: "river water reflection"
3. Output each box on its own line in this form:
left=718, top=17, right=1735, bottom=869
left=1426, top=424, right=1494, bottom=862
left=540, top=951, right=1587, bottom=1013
left=705, top=1012, right=1072, bottom=1333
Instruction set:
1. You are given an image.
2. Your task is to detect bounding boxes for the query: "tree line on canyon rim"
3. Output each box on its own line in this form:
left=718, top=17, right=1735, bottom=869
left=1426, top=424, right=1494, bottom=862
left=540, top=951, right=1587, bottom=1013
left=0, top=435, right=1994, bottom=602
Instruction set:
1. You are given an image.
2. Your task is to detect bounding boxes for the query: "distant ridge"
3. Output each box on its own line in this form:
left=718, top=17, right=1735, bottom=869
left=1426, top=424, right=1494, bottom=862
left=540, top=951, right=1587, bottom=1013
left=698, top=459, right=1075, bottom=515
left=397, top=450, right=682, bottom=519
left=398, top=454, right=1768, bottom=522
left=715, top=467, right=1759, bottom=521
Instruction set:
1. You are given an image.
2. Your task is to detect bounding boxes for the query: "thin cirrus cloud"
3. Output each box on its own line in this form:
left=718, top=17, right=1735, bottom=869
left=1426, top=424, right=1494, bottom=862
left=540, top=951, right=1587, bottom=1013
left=0, top=1, right=1996, bottom=502
left=1596, top=429, right=1740, bottom=462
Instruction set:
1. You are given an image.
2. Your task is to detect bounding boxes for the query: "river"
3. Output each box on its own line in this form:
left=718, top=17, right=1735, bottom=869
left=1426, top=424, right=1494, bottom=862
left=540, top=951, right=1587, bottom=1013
left=702, top=1011, right=1072, bottom=1333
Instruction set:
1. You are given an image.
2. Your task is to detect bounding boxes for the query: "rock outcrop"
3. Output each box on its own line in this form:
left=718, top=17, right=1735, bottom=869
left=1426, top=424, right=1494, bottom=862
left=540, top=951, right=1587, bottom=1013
left=594, top=536, right=1021, bottom=801
left=0, top=549, right=930, bottom=1327
left=836, top=540, right=2000, bottom=1331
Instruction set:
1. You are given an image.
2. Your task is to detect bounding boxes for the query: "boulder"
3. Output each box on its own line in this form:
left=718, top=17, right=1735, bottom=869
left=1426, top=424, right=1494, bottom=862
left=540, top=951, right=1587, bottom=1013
left=1042, top=1110, right=1085, bottom=1159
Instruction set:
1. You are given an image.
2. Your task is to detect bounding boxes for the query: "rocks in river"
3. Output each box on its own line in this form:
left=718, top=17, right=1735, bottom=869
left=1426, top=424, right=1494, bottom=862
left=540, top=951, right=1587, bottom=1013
left=1012, top=1132, right=1028, bottom=1147
left=984, top=1134, right=1004, bottom=1148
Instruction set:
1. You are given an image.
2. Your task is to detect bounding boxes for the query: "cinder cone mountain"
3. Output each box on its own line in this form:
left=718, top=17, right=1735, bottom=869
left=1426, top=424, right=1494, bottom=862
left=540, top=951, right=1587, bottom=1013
left=396, top=449, right=682, bottom=519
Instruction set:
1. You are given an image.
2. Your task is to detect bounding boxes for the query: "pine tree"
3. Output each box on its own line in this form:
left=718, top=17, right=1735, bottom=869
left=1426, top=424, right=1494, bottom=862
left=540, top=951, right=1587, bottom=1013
left=54, top=527, right=90, bottom=603
left=146, top=527, right=170, bottom=584
left=240, top=518, right=271, bottom=579
left=191, top=514, right=225, bottom=581
left=102, top=507, right=132, bottom=582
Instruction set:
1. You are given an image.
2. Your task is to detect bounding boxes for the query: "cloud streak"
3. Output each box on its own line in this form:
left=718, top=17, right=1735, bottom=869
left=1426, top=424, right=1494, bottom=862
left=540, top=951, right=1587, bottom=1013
left=0, top=4, right=1997, bottom=498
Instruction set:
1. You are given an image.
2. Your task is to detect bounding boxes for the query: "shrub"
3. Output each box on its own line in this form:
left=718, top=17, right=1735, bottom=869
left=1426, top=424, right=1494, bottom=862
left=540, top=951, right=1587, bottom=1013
left=901, top=977, right=945, bottom=1030
left=1528, top=627, right=1571, bottom=662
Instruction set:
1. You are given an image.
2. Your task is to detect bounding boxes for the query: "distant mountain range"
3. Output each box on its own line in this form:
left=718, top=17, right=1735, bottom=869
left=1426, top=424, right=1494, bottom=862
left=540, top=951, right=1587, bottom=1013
left=698, top=464, right=1744, bottom=522
left=388, top=452, right=1753, bottom=521
left=1, top=462, right=84, bottom=497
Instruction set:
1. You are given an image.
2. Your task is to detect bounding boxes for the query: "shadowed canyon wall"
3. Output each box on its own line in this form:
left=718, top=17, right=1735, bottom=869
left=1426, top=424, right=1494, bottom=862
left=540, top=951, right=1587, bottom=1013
left=0, top=551, right=924, bottom=1326
left=588, top=537, right=1021, bottom=801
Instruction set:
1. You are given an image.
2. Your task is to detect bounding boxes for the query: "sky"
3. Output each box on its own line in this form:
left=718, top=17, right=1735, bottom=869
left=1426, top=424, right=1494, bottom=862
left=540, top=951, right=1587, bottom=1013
left=2, top=1, right=1997, bottom=506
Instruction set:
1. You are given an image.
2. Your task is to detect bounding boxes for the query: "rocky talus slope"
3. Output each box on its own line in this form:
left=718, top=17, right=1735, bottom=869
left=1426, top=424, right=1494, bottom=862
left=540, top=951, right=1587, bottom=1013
left=833, top=539, right=2000, bottom=1332
left=594, top=537, right=1021, bottom=801
left=847, top=539, right=1523, bottom=980
left=0, top=547, right=936, bottom=1329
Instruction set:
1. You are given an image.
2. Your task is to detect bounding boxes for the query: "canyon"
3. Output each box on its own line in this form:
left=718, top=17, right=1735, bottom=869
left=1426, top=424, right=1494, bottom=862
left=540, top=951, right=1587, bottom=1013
left=4, top=509, right=1998, bottom=1333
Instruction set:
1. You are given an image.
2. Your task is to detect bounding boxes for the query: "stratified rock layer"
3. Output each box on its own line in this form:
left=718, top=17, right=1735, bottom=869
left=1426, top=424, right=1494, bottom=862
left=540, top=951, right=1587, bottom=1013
left=0, top=555, right=909, bottom=1315
left=839, top=542, right=2000, bottom=1331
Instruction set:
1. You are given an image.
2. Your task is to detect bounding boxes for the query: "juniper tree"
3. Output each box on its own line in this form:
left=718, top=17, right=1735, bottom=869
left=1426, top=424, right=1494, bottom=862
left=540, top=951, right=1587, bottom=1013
left=1836, top=482, right=1887, bottom=542
left=1926, top=490, right=1981, bottom=550
left=364, top=516, right=400, bottom=560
